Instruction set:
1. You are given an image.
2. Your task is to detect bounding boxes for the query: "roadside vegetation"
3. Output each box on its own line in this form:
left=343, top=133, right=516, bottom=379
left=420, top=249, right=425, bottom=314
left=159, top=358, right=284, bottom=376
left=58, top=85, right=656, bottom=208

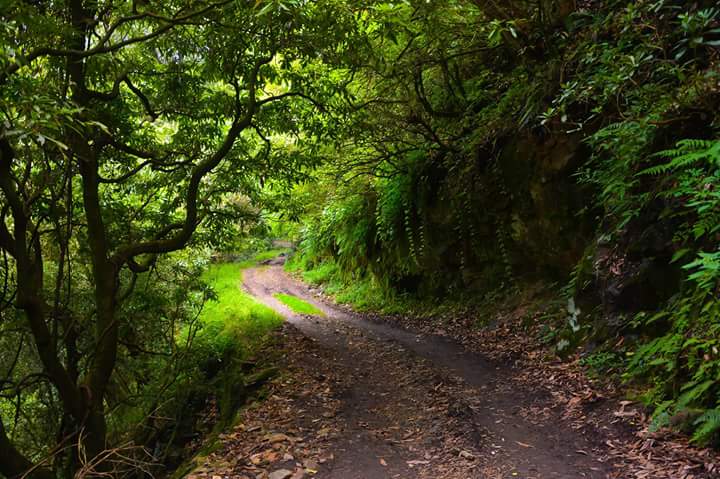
left=165, top=259, right=283, bottom=477
left=196, top=263, right=283, bottom=362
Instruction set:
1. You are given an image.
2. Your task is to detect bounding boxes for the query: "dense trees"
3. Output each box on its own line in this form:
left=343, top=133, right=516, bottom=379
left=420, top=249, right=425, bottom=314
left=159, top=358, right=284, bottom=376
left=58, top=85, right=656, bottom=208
left=0, top=1, right=357, bottom=476
left=1, top=0, right=720, bottom=477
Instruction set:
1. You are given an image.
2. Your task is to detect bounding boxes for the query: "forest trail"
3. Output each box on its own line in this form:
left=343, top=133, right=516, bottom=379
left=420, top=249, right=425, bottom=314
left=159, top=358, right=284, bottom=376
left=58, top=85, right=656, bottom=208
left=197, top=258, right=611, bottom=479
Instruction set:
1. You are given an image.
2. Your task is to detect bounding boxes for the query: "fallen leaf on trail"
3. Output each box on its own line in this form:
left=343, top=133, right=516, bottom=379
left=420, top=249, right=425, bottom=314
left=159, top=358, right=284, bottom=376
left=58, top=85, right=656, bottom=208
left=614, top=408, right=639, bottom=418
left=268, top=469, right=293, bottom=479
left=379, top=458, right=388, bottom=466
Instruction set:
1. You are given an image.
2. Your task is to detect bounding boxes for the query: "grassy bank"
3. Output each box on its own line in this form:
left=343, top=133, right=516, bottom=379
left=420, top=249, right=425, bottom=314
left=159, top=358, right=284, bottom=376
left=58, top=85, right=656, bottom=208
left=171, top=259, right=285, bottom=478
left=285, top=255, right=404, bottom=313
left=194, top=262, right=284, bottom=360
left=284, top=255, right=487, bottom=319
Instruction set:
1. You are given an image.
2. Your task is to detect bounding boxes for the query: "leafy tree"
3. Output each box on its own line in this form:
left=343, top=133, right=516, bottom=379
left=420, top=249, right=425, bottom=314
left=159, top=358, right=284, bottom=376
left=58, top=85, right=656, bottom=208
left=288, top=0, right=577, bottom=293
left=0, top=0, right=359, bottom=476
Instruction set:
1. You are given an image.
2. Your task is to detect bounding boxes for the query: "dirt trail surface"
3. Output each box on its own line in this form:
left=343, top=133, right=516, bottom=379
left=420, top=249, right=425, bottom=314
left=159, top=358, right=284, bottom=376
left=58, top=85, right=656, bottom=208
left=188, top=259, right=719, bottom=479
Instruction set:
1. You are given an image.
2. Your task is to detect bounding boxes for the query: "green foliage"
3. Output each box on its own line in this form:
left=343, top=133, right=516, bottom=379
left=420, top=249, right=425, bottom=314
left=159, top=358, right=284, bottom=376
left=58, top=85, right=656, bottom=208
left=617, top=137, right=720, bottom=444
left=85, top=254, right=285, bottom=464
left=253, top=249, right=291, bottom=263
left=693, top=409, right=720, bottom=445
left=130, top=259, right=286, bottom=456
left=675, top=8, right=720, bottom=61
left=542, top=6, right=720, bottom=445
left=286, top=256, right=408, bottom=313
left=626, top=286, right=720, bottom=444
left=193, top=263, right=283, bottom=359
left=580, top=121, right=657, bottom=229
left=333, top=275, right=401, bottom=312
left=0, top=0, right=361, bottom=474
left=580, top=351, right=625, bottom=377
left=641, top=139, right=720, bottom=175
left=287, top=256, right=340, bottom=285
left=273, top=293, right=325, bottom=316
left=643, top=139, right=720, bottom=246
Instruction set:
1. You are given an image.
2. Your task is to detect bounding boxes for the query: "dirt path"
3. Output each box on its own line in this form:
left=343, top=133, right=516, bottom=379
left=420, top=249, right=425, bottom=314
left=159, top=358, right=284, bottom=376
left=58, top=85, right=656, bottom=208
left=228, top=262, right=611, bottom=479
left=183, top=260, right=719, bottom=479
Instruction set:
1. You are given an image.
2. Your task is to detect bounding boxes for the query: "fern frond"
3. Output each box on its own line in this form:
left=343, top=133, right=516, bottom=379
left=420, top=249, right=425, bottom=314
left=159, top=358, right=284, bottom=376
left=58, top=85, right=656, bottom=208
left=639, top=139, right=720, bottom=176
left=692, top=408, right=720, bottom=445
left=678, top=139, right=715, bottom=150
left=676, top=380, right=715, bottom=410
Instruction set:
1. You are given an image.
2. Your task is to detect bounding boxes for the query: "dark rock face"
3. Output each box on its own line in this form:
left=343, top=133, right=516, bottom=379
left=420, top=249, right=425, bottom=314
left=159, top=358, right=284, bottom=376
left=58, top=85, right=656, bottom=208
left=375, top=128, right=682, bottom=325
left=498, top=132, right=594, bottom=277
left=591, top=196, right=685, bottom=322
left=389, top=130, right=596, bottom=295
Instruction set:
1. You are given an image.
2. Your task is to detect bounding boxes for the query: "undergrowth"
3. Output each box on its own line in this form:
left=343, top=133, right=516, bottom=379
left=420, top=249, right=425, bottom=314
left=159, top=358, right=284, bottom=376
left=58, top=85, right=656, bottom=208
left=167, top=257, right=285, bottom=476
left=620, top=139, right=720, bottom=445
left=285, top=255, right=406, bottom=313
left=253, top=248, right=291, bottom=263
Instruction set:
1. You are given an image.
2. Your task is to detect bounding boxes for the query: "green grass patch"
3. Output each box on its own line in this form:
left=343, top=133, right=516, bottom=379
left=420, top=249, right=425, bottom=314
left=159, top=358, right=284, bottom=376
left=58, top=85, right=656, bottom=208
left=273, top=293, right=325, bottom=316
left=162, top=258, right=285, bottom=467
left=286, top=255, right=505, bottom=318
left=301, top=261, right=339, bottom=285
left=228, top=249, right=290, bottom=270
left=193, top=262, right=284, bottom=360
